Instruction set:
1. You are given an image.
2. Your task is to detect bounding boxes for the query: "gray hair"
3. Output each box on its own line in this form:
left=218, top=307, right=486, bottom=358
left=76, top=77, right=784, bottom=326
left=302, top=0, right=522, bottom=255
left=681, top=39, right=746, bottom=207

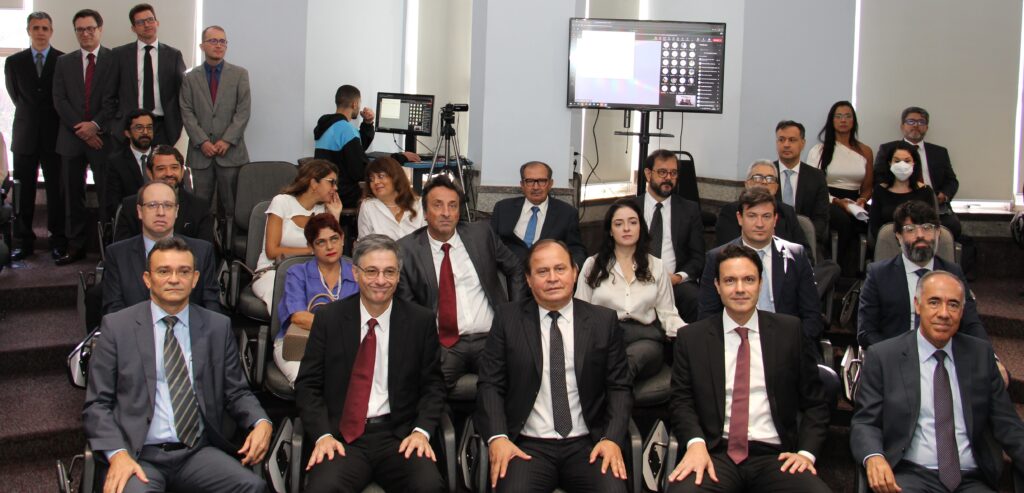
left=914, top=269, right=965, bottom=304
left=746, top=159, right=778, bottom=179
left=27, top=11, right=53, bottom=25
left=352, top=234, right=402, bottom=269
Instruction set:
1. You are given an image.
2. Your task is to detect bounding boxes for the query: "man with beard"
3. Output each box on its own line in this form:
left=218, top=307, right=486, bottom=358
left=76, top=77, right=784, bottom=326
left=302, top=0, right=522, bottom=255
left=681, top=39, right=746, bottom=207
left=105, top=108, right=154, bottom=223
left=635, top=149, right=705, bottom=322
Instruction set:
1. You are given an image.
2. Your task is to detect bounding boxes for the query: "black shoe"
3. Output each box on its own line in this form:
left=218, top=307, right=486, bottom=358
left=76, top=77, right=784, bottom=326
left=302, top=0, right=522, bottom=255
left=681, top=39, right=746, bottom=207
left=11, top=247, right=34, bottom=261
left=51, top=248, right=66, bottom=260
left=55, top=249, right=86, bottom=266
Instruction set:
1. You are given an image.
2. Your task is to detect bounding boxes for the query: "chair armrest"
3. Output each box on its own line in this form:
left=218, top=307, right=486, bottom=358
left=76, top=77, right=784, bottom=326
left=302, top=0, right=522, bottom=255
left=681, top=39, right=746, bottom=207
left=228, top=259, right=254, bottom=311
left=225, top=215, right=236, bottom=258
left=291, top=418, right=305, bottom=493
left=82, top=443, right=97, bottom=493
left=661, top=435, right=680, bottom=492
left=440, top=412, right=457, bottom=493
left=254, top=324, right=269, bottom=388
left=628, top=419, right=642, bottom=493
left=858, top=233, right=868, bottom=274
left=857, top=463, right=870, bottom=493
left=820, top=339, right=834, bottom=369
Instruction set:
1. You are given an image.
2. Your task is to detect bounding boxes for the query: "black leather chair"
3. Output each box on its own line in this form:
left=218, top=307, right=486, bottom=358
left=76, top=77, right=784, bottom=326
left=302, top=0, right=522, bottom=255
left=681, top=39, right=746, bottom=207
left=226, top=161, right=298, bottom=260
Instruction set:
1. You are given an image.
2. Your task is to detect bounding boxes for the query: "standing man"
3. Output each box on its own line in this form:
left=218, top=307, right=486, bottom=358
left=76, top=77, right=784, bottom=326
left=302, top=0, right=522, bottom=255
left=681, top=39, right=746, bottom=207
left=5, top=11, right=65, bottom=261
left=773, top=121, right=830, bottom=249
left=113, top=3, right=185, bottom=147
left=476, top=239, right=632, bottom=492
left=180, top=25, right=251, bottom=217
left=53, top=9, right=120, bottom=265
left=490, top=161, right=587, bottom=268
left=84, top=237, right=270, bottom=493
left=104, top=108, right=153, bottom=222
left=637, top=149, right=705, bottom=322
left=296, top=234, right=447, bottom=492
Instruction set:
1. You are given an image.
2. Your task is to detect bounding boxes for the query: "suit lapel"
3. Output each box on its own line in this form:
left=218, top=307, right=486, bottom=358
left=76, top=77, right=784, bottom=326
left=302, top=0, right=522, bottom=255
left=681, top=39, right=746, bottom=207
left=706, top=319, right=726, bottom=423
left=521, top=302, right=544, bottom=377
left=892, top=257, right=912, bottom=327
left=758, top=313, right=779, bottom=415
left=415, top=232, right=439, bottom=307
left=135, top=303, right=158, bottom=410
left=670, top=198, right=683, bottom=254
left=572, top=303, right=591, bottom=385
left=343, top=301, right=361, bottom=376
left=132, top=236, right=149, bottom=296
left=538, top=199, right=556, bottom=239
left=899, top=336, right=922, bottom=437
left=188, top=309, right=209, bottom=416
left=459, top=225, right=490, bottom=299
left=199, top=65, right=216, bottom=111
left=771, top=241, right=784, bottom=306
left=951, top=339, right=975, bottom=438
left=386, top=301, right=402, bottom=395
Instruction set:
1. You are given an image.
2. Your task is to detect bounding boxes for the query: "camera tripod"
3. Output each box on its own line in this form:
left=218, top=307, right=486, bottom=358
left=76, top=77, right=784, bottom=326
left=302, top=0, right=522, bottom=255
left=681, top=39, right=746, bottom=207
left=428, top=107, right=473, bottom=221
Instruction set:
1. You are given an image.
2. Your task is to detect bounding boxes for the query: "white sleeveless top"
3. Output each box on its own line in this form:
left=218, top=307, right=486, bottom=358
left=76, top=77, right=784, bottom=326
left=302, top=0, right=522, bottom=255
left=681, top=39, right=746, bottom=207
left=256, top=194, right=325, bottom=271
left=807, top=142, right=867, bottom=192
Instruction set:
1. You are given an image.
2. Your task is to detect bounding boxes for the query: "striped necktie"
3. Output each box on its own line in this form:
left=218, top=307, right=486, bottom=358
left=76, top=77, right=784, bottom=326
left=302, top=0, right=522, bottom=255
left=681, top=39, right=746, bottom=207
left=162, top=316, right=202, bottom=447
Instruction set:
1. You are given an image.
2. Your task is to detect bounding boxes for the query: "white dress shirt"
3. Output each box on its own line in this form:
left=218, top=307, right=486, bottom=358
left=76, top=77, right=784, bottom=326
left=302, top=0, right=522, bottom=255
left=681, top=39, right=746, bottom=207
left=574, top=255, right=685, bottom=337
left=136, top=40, right=164, bottom=116
left=513, top=197, right=549, bottom=241
left=644, top=192, right=686, bottom=280
left=905, top=139, right=932, bottom=187
left=130, top=145, right=149, bottom=177
left=521, top=301, right=590, bottom=439
left=428, top=231, right=494, bottom=335
left=80, top=47, right=101, bottom=79
left=903, top=254, right=935, bottom=331
left=357, top=198, right=425, bottom=241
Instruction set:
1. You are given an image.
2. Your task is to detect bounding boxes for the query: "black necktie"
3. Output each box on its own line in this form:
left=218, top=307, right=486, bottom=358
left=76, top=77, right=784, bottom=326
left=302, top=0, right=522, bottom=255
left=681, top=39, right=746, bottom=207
left=933, top=351, right=961, bottom=491
left=649, top=202, right=664, bottom=257
left=35, top=52, right=44, bottom=77
left=162, top=315, right=202, bottom=447
left=143, top=45, right=155, bottom=111
left=548, top=312, right=572, bottom=438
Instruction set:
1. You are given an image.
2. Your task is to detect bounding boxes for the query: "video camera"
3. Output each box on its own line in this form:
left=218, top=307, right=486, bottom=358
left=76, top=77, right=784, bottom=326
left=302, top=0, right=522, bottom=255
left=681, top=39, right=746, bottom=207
left=440, top=103, right=468, bottom=126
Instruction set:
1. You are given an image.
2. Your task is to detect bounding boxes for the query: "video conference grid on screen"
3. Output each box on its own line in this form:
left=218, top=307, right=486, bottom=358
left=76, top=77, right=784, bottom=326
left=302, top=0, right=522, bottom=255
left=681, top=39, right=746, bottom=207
left=376, top=92, right=435, bottom=136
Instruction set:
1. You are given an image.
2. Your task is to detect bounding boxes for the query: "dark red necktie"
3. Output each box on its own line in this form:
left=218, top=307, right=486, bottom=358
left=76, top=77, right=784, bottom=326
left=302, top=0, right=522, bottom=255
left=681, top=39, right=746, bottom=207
left=209, top=71, right=218, bottom=105
left=437, top=243, right=459, bottom=347
left=727, top=327, right=750, bottom=464
left=339, top=318, right=377, bottom=443
left=83, top=53, right=96, bottom=120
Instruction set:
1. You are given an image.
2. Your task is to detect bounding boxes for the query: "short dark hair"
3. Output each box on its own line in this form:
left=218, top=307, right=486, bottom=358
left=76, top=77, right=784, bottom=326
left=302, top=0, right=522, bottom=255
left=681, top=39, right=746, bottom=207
left=136, top=181, right=177, bottom=206
left=715, top=243, right=763, bottom=281
left=519, top=161, right=552, bottom=180
left=421, top=174, right=465, bottom=211
left=737, top=187, right=777, bottom=214
left=644, top=149, right=677, bottom=170
left=201, top=25, right=225, bottom=40
left=147, top=236, right=193, bottom=271
left=149, top=144, right=184, bottom=171
left=775, top=120, right=805, bottom=139
left=126, top=108, right=155, bottom=127
left=73, top=9, right=103, bottom=27
left=526, top=239, right=572, bottom=274
left=893, top=200, right=939, bottom=228
left=901, top=106, right=929, bottom=123
left=335, top=85, right=361, bottom=108
left=304, top=213, right=344, bottom=246
left=27, top=11, right=53, bottom=26
left=129, top=3, right=155, bottom=23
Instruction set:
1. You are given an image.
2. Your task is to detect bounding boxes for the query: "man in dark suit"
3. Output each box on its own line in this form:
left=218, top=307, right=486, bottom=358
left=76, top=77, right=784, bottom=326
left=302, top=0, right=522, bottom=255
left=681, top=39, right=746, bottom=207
left=476, top=239, right=632, bottom=492
left=714, top=160, right=809, bottom=249
left=112, top=3, right=185, bottom=147
left=397, top=175, right=528, bottom=390
left=113, top=145, right=213, bottom=244
left=666, top=244, right=830, bottom=493
left=53, top=9, right=120, bottom=265
left=637, top=149, right=705, bottom=322
left=83, top=237, right=270, bottom=493
left=700, top=188, right=822, bottom=341
left=296, top=234, right=447, bottom=492
left=102, top=181, right=220, bottom=315
left=851, top=270, right=1024, bottom=493
left=104, top=109, right=153, bottom=222
left=773, top=120, right=829, bottom=248
left=4, top=11, right=65, bottom=260
left=490, top=161, right=586, bottom=268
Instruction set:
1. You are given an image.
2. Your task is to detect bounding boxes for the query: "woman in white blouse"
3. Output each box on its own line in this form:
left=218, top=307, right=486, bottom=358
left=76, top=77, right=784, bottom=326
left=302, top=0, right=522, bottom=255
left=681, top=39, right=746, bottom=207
left=575, top=199, right=684, bottom=382
left=357, top=156, right=424, bottom=240
left=252, top=159, right=343, bottom=308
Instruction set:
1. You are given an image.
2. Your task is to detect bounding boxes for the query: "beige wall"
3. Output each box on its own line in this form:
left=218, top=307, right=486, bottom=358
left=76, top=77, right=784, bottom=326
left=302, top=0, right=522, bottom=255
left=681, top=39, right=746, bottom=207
left=416, top=0, right=472, bottom=156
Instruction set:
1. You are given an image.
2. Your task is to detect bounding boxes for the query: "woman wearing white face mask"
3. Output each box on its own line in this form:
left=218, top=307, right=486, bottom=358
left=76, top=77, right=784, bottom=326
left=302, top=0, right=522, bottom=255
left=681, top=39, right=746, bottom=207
left=869, top=141, right=938, bottom=242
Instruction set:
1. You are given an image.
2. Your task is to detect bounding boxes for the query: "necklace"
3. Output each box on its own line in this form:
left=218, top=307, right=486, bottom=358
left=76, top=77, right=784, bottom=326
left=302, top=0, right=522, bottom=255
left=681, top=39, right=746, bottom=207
left=317, top=264, right=342, bottom=301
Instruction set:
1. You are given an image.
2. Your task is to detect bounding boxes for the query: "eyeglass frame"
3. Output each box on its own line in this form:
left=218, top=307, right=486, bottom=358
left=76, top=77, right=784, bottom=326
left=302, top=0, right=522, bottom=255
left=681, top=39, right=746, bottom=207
left=747, top=174, right=779, bottom=184
left=354, top=265, right=399, bottom=280
left=140, top=201, right=179, bottom=211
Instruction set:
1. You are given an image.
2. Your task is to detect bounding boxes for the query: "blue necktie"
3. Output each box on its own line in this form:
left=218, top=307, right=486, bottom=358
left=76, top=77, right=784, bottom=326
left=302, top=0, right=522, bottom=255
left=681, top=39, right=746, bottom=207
left=782, top=169, right=795, bottom=206
left=757, top=250, right=774, bottom=312
left=523, top=206, right=540, bottom=248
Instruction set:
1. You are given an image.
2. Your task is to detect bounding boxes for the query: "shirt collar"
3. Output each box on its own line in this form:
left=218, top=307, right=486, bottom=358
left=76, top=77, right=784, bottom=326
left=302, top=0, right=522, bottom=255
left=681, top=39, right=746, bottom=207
left=428, top=230, right=463, bottom=253
left=902, top=253, right=935, bottom=274
left=779, top=161, right=801, bottom=174
left=137, top=39, right=159, bottom=50
left=204, top=61, right=223, bottom=73
left=359, top=299, right=393, bottom=331
left=539, top=299, right=574, bottom=326
left=524, top=197, right=549, bottom=215
left=151, top=301, right=190, bottom=330
left=142, top=233, right=173, bottom=256
left=741, top=237, right=775, bottom=257
left=130, top=145, right=148, bottom=163
left=82, top=47, right=101, bottom=59
left=903, top=139, right=925, bottom=149
left=31, top=45, right=51, bottom=58
left=645, top=191, right=670, bottom=209
left=916, top=328, right=952, bottom=365
left=723, top=309, right=760, bottom=335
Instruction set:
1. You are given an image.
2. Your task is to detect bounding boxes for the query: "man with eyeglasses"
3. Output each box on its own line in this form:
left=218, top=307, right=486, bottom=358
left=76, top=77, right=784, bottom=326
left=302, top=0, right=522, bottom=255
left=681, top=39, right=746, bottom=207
left=112, top=3, right=186, bottom=147
left=104, top=108, right=154, bottom=223
left=180, top=25, right=251, bottom=218
left=490, top=161, right=587, bottom=268
left=714, top=160, right=809, bottom=250
left=102, top=181, right=220, bottom=316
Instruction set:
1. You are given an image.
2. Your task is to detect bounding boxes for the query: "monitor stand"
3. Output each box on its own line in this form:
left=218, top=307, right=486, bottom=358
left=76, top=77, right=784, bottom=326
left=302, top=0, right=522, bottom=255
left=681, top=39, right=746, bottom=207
left=405, top=128, right=418, bottom=154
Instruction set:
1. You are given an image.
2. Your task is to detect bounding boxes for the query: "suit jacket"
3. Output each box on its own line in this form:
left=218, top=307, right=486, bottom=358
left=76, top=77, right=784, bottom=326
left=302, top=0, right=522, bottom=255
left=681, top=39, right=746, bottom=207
left=875, top=140, right=960, bottom=202
left=52, top=47, right=120, bottom=157
left=179, top=61, right=251, bottom=169
left=4, top=46, right=64, bottom=154
left=396, top=221, right=529, bottom=312
left=670, top=311, right=829, bottom=456
left=113, top=189, right=214, bottom=245
left=104, top=147, right=146, bottom=219
left=294, top=296, right=446, bottom=442
left=774, top=161, right=830, bottom=245
left=857, top=255, right=985, bottom=347
left=489, top=196, right=587, bottom=268
left=83, top=301, right=267, bottom=457
left=635, top=195, right=705, bottom=281
left=112, top=41, right=186, bottom=144
left=850, top=331, right=1024, bottom=488
left=101, top=235, right=220, bottom=315
left=698, top=237, right=822, bottom=340
left=475, top=299, right=633, bottom=444
left=714, top=200, right=809, bottom=250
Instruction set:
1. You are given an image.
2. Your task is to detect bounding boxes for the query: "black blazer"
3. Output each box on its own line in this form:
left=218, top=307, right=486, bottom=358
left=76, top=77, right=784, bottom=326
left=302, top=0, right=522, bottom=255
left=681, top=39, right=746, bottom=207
left=112, top=42, right=186, bottom=144
left=52, top=47, right=120, bottom=157
left=851, top=331, right=1024, bottom=489
left=698, top=237, right=822, bottom=340
left=773, top=161, right=830, bottom=245
left=857, top=255, right=985, bottom=347
left=475, top=299, right=632, bottom=444
left=295, top=296, right=446, bottom=442
left=4, top=46, right=64, bottom=154
left=875, top=140, right=960, bottom=202
left=670, top=311, right=829, bottom=456
left=490, top=196, right=587, bottom=268
left=101, top=235, right=220, bottom=315
left=396, top=221, right=529, bottom=311
left=635, top=195, right=705, bottom=281
left=113, top=189, right=214, bottom=245
left=714, top=200, right=809, bottom=250
left=104, top=147, right=146, bottom=219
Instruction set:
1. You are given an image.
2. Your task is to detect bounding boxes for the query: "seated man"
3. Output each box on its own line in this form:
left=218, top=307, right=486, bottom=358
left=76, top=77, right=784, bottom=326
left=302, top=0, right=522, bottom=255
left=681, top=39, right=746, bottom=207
left=104, top=109, right=154, bottom=223
left=397, top=175, right=528, bottom=390
left=295, top=234, right=446, bottom=493
left=83, top=237, right=271, bottom=493
left=114, top=145, right=214, bottom=244
left=851, top=270, right=1024, bottom=493
left=476, top=239, right=631, bottom=492
left=666, top=244, right=830, bottom=493
left=715, top=160, right=809, bottom=249
left=490, top=160, right=587, bottom=268
left=699, top=188, right=822, bottom=341
left=103, top=182, right=220, bottom=315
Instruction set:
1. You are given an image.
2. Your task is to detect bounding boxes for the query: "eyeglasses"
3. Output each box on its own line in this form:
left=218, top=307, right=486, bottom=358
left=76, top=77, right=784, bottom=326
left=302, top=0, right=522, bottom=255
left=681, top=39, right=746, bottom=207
left=652, top=169, right=678, bottom=178
left=901, top=223, right=937, bottom=234
left=141, top=201, right=178, bottom=211
left=152, top=267, right=194, bottom=279
left=748, top=174, right=778, bottom=184
left=322, top=178, right=337, bottom=187
left=203, top=38, right=227, bottom=46
left=132, top=16, right=157, bottom=27
left=74, top=26, right=98, bottom=34
left=833, top=113, right=854, bottom=121
left=522, top=178, right=550, bottom=187
left=313, top=235, right=342, bottom=248
left=355, top=265, right=399, bottom=280
left=903, top=119, right=928, bottom=127
left=131, top=124, right=154, bottom=133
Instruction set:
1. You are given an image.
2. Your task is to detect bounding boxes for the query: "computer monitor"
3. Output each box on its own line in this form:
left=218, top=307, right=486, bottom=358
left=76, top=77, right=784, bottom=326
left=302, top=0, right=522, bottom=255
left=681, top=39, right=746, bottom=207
left=375, top=92, right=435, bottom=152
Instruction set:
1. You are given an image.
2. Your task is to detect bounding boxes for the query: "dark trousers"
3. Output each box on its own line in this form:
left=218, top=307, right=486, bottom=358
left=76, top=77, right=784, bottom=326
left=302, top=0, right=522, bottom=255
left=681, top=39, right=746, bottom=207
left=828, top=187, right=866, bottom=277
left=62, top=146, right=108, bottom=251
left=892, top=461, right=994, bottom=493
left=620, top=320, right=665, bottom=382
left=120, top=441, right=265, bottom=493
left=673, top=281, right=700, bottom=323
left=303, top=424, right=444, bottom=493
left=12, top=151, right=65, bottom=249
left=192, top=163, right=240, bottom=217
left=666, top=443, right=831, bottom=493
left=496, top=436, right=627, bottom=493
left=440, top=334, right=487, bottom=391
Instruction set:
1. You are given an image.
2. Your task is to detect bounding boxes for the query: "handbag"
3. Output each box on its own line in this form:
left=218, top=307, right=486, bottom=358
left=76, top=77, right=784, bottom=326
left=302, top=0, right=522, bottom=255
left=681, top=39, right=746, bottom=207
left=282, top=292, right=335, bottom=361
left=839, top=280, right=863, bottom=330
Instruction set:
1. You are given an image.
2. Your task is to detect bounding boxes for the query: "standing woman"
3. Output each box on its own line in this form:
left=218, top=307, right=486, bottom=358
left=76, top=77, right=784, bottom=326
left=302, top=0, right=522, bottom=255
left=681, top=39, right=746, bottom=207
left=807, top=101, right=874, bottom=276
left=575, top=199, right=684, bottom=382
left=357, top=156, right=424, bottom=240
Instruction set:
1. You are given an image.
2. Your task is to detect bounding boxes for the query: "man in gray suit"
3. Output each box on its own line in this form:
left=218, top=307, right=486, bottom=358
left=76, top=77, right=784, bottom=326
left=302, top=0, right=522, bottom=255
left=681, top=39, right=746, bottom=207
left=179, top=25, right=251, bottom=216
left=53, top=9, right=120, bottom=265
left=84, top=237, right=271, bottom=493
